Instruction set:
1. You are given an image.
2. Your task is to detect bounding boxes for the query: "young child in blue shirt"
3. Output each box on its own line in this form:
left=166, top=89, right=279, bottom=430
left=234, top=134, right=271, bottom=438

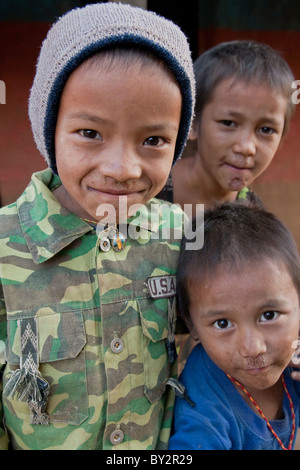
left=169, top=202, right=300, bottom=450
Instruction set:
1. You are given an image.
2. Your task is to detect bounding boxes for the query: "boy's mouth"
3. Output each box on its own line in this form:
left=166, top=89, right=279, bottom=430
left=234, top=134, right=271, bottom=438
left=88, top=186, right=144, bottom=197
left=247, top=356, right=266, bottom=368
left=243, top=356, right=268, bottom=373
left=223, top=161, right=254, bottom=172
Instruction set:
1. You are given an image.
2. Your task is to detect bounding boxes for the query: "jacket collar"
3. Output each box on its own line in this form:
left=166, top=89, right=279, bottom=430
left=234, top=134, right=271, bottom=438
left=17, top=169, right=162, bottom=264
left=17, top=169, right=92, bottom=264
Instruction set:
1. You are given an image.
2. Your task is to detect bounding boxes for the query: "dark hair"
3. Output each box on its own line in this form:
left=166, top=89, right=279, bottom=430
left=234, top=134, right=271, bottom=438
left=193, top=40, right=295, bottom=136
left=177, top=202, right=300, bottom=329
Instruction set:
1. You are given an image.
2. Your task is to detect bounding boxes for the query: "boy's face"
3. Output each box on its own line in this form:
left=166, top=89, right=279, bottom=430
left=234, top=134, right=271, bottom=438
left=190, top=77, right=287, bottom=199
left=188, top=259, right=300, bottom=396
left=54, top=56, right=182, bottom=222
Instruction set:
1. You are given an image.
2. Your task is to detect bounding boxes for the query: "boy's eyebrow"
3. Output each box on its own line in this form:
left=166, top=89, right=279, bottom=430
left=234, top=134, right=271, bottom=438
left=199, top=308, right=229, bottom=319
left=202, top=299, right=289, bottom=319
left=256, top=299, right=291, bottom=311
left=141, top=123, right=179, bottom=133
left=65, top=112, right=179, bottom=132
left=225, top=110, right=282, bottom=125
left=66, top=112, right=106, bottom=123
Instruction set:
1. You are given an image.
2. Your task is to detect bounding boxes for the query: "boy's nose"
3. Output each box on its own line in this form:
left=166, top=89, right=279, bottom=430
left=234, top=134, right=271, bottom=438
left=98, top=145, right=142, bottom=182
left=238, top=329, right=267, bottom=360
left=233, top=131, right=256, bottom=158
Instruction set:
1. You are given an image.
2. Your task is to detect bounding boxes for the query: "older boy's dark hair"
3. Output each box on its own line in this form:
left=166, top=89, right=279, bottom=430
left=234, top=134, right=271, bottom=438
left=177, top=202, right=300, bottom=329
left=193, top=40, right=295, bottom=137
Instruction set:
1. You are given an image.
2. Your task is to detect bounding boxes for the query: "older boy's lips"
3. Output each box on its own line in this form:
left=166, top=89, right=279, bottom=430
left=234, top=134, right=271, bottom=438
left=223, top=162, right=254, bottom=172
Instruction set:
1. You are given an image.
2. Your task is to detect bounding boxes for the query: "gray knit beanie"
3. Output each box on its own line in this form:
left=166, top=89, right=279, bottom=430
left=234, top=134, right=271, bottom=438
left=28, top=2, right=195, bottom=175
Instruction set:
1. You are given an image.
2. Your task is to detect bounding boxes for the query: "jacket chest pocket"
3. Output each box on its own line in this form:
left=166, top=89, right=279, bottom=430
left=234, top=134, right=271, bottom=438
left=137, top=297, right=173, bottom=404
left=3, top=310, right=88, bottom=425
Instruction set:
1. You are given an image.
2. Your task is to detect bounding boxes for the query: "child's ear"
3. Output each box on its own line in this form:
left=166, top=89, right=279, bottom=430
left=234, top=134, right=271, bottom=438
left=189, top=325, right=199, bottom=342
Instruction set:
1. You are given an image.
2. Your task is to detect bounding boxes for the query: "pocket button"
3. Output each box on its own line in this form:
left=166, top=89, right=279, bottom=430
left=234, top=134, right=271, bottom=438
left=110, top=338, right=124, bottom=354
left=110, top=428, right=124, bottom=445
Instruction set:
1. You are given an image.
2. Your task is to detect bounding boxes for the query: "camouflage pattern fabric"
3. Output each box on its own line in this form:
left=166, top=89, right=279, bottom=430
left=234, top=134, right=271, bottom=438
left=0, top=169, right=183, bottom=450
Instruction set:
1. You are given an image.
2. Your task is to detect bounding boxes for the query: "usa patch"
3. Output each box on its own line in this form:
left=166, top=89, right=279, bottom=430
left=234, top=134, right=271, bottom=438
left=146, top=275, right=176, bottom=299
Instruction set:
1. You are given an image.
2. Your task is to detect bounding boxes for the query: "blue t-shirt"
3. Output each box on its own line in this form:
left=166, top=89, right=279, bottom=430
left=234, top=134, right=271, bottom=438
left=169, top=344, right=300, bottom=450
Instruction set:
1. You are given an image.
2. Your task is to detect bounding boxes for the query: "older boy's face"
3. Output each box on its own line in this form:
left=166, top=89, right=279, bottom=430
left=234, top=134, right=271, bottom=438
left=54, top=56, right=182, bottom=222
left=191, top=78, right=287, bottom=199
left=189, top=259, right=300, bottom=397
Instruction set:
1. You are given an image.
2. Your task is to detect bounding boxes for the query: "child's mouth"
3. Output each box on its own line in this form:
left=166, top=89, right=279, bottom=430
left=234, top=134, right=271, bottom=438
left=223, top=162, right=254, bottom=173
left=244, top=356, right=268, bottom=374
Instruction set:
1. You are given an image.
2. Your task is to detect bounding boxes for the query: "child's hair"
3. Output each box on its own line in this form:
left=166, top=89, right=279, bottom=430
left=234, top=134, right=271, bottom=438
left=177, top=202, right=300, bottom=329
left=28, top=2, right=195, bottom=175
left=193, top=40, right=295, bottom=136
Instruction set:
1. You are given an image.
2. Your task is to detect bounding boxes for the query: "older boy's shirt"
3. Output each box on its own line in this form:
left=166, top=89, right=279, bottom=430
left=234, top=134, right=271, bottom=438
left=0, top=169, right=183, bottom=450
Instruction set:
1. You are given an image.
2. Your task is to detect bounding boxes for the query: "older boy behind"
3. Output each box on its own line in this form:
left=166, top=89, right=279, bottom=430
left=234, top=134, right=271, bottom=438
left=159, top=40, right=295, bottom=213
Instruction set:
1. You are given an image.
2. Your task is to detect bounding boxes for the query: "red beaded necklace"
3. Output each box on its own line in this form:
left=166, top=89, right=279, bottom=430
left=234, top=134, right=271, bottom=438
left=226, top=373, right=295, bottom=450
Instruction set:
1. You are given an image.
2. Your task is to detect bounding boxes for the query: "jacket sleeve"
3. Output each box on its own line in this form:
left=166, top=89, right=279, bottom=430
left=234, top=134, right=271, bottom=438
left=0, top=288, right=9, bottom=449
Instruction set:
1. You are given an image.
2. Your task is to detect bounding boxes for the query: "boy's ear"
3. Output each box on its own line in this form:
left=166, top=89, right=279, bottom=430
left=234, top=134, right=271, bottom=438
left=188, top=325, right=199, bottom=342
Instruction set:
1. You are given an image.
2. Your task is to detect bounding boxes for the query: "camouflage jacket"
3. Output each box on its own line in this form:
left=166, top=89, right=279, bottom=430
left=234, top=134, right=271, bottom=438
left=0, top=169, right=183, bottom=450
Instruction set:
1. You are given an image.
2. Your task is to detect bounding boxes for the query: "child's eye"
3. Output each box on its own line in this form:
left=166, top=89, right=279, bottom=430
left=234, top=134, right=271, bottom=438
left=143, top=136, right=165, bottom=146
left=79, top=129, right=102, bottom=140
left=260, top=311, right=279, bottom=322
left=220, top=120, right=236, bottom=128
left=213, top=319, right=232, bottom=329
left=259, top=126, right=276, bottom=135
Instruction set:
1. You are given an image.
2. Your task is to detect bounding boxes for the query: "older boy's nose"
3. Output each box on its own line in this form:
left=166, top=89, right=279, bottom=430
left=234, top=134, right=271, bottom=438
left=233, top=131, right=256, bottom=158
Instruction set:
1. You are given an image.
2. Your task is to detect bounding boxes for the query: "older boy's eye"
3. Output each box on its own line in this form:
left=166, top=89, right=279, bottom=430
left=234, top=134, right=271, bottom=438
left=144, top=136, right=164, bottom=146
left=79, top=129, right=102, bottom=140
left=260, top=126, right=275, bottom=135
left=213, top=319, right=232, bottom=329
left=260, top=311, right=279, bottom=322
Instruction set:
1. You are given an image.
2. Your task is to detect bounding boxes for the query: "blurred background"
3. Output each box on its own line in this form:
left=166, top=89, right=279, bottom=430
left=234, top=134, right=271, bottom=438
left=1, top=0, right=300, bottom=245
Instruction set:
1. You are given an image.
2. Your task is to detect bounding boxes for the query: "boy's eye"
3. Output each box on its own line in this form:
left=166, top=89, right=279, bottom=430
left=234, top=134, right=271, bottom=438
left=144, top=136, right=165, bottom=146
left=213, top=319, right=232, bottom=329
left=260, top=311, right=279, bottom=322
left=79, top=129, right=102, bottom=140
left=220, top=120, right=235, bottom=128
left=259, top=126, right=275, bottom=135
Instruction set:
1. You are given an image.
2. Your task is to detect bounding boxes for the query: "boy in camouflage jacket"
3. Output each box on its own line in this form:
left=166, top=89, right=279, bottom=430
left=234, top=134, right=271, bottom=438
left=0, top=3, right=195, bottom=450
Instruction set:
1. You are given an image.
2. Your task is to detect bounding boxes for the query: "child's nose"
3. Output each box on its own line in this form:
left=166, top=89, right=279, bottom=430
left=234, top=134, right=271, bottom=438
left=99, top=144, right=142, bottom=182
left=238, top=328, right=267, bottom=359
left=233, top=130, right=256, bottom=158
